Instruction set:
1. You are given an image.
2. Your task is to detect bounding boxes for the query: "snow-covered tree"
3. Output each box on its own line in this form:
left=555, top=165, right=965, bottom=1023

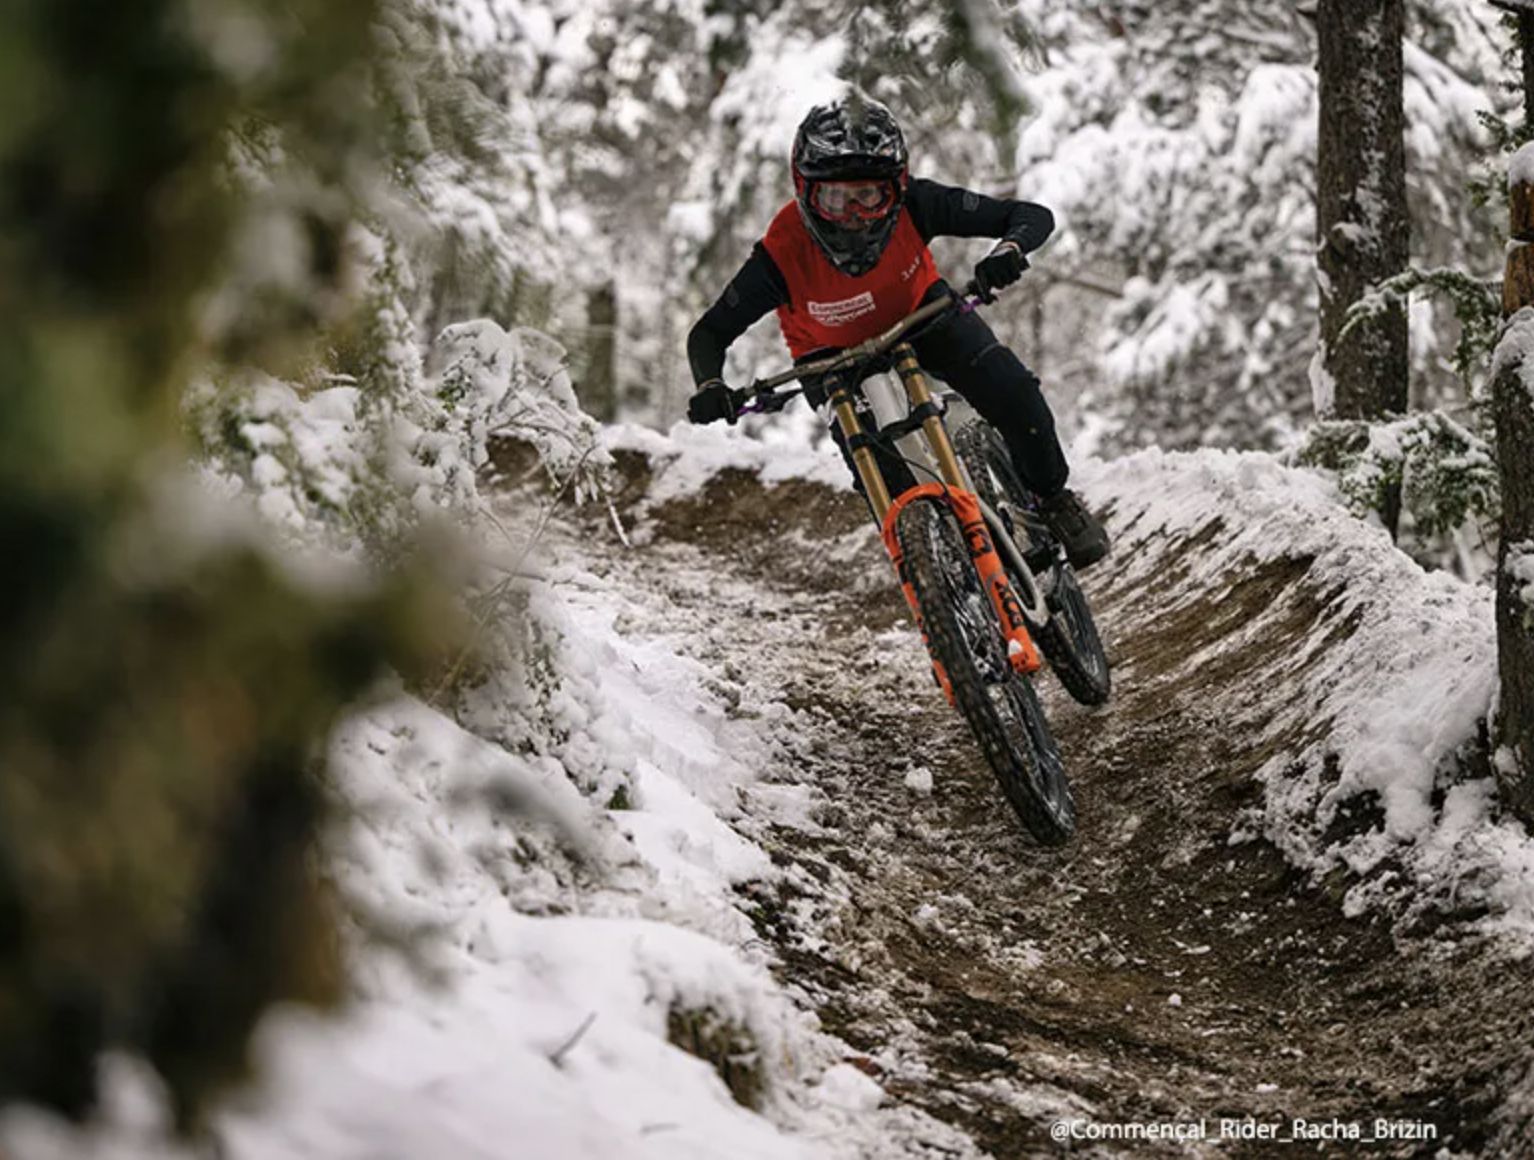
left=0, top=0, right=451, bottom=1123
left=1004, top=1, right=1504, bottom=455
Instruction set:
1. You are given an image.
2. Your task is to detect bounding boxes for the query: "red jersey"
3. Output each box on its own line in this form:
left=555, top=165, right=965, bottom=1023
left=760, top=201, right=940, bottom=358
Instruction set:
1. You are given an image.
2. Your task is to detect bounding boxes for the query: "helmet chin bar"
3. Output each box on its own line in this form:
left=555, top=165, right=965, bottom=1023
left=801, top=203, right=902, bottom=275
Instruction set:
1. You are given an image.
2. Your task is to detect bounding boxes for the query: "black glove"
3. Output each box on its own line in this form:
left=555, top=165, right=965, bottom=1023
left=687, top=379, right=739, bottom=425
left=973, top=241, right=1029, bottom=300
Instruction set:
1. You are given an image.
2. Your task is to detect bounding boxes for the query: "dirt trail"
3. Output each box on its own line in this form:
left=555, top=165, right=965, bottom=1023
left=541, top=451, right=1534, bottom=1159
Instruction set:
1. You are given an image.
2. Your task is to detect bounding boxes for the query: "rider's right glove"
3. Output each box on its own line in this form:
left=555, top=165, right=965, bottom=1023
left=973, top=240, right=1029, bottom=301
left=687, top=379, right=739, bottom=425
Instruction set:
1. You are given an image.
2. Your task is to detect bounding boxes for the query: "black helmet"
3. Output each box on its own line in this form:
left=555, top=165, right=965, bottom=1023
left=791, top=97, right=909, bottom=277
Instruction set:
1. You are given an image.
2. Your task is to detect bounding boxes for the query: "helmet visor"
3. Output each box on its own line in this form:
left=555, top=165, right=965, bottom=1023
left=809, top=180, right=897, bottom=225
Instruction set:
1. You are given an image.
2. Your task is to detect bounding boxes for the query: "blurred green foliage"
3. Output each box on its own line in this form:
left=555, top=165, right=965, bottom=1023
left=0, top=0, right=449, bottom=1129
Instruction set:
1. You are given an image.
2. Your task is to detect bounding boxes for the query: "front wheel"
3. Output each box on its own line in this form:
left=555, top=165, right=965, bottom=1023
left=894, top=497, right=1076, bottom=845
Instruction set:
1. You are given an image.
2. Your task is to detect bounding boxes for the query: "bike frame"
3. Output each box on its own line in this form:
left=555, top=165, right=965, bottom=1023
left=744, top=283, right=1052, bottom=694
left=745, top=285, right=1052, bottom=627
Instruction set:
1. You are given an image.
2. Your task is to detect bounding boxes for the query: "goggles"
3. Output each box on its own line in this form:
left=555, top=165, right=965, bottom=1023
left=809, top=180, right=897, bottom=224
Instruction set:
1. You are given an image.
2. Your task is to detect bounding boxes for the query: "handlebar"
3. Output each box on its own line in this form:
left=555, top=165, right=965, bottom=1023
left=735, top=277, right=993, bottom=416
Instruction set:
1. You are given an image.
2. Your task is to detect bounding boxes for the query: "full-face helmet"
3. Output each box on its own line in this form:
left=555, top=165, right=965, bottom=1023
left=791, top=97, right=909, bottom=277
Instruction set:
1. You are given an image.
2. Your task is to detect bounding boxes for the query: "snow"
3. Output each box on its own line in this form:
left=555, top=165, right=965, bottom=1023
left=998, top=4, right=1503, bottom=453
left=1510, top=141, right=1534, bottom=190
left=903, top=766, right=935, bottom=796
left=814, top=1064, right=885, bottom=1113
left=10, top=0, right=1529, bottom=1132
left=1308, top=344, right=1335, bottom=418
left=6, top=311, right=998, bottom=1159
left=0, top=496, right=959, bottom=1158
left=515, top=423, right=1534, bottom=950
left=31, top=347, right=1534, bottom=1158
left=1076, top=448, right=1534, bottom=942
left=1509, top=542, right=1534, bottom=615
left=604, top=419, right=853, bottom=513
left=707, top=29, right=846, bottom=159
left=211, top=918, right=818, bottom=1160
left=1493, top=306, right=1534, bottom=408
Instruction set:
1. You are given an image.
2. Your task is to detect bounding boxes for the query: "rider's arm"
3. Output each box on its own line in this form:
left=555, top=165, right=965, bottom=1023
left=904, top=177, right=1054, bottom=254
left=686, top=246, right=790, bottom=385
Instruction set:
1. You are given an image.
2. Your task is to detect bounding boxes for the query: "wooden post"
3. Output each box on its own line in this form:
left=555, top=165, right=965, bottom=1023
left=1493, top=141, right=1534, bottom=825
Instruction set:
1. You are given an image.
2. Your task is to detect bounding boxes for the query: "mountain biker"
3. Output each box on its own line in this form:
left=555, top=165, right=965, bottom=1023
left=684, top=95, right=1109, bottom=570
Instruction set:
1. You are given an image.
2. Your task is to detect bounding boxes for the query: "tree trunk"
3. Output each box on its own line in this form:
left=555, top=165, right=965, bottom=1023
left=1522, top=12, right=1534, bottom=125
left=1494, top=361, right=1534, bottom=823
left=1495, top=154, right=1534, bottom=826
left=1316, top=0, right=1410, bottom=533
left=581, top=282, right=619, bottom=423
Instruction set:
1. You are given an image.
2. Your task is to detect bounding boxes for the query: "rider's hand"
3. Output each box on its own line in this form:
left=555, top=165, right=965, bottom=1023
left=973, top=241, right=1029, bottom=300
left=687, top=379, right=739, bottom=425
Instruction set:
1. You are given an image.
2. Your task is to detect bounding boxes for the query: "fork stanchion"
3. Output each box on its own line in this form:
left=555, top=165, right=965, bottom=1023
left=828, top=378, right=893, bottom=521
left=893, top=343, right=967, bottom=490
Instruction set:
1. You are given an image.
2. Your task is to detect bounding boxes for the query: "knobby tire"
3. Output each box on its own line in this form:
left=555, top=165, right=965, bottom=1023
left=894, top=497, right=1076, bottom=846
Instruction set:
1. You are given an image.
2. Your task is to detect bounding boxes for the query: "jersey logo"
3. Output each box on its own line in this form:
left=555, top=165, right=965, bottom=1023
left=807, top=292, right=876, bottom=326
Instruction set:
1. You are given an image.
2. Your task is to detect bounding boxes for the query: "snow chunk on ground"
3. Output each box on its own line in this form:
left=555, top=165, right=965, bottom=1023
left=904, top=766, right=935, bottom=796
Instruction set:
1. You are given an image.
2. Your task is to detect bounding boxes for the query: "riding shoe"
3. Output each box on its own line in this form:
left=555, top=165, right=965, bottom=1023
left=1038, top=488, right=1110, bottom=570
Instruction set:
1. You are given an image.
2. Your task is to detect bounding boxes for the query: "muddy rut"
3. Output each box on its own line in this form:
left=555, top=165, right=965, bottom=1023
left=540, top=451, right=1534, bottom=1159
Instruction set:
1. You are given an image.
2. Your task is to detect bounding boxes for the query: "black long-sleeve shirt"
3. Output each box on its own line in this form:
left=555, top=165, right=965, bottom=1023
left=686, top=177, right=1054, bottom=385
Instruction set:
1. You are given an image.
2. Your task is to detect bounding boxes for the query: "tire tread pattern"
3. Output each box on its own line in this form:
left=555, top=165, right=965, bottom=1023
left=895, top=498, right=1075, bottom=846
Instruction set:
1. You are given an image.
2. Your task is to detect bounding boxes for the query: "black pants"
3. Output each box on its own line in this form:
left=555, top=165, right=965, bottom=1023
left=826, top=281, right=1069, bottom=500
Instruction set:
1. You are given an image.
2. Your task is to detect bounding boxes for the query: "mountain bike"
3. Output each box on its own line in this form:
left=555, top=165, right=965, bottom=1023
left=733, top=279, right=1111, bottom=845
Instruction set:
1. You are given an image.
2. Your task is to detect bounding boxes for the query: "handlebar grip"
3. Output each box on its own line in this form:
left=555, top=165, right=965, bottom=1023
left=727, top=386, right=750, bottom=423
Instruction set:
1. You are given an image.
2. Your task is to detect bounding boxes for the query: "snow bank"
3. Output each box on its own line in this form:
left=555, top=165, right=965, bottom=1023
left=189, top=319, right=608, bottom=555
left=1078, top=449, right=1534, bottom=943
left=1, top=346, right=970, bottom=1159
left=206, top=682, right=826, bottom=1160
left=605, top=418, right=853, bottom=508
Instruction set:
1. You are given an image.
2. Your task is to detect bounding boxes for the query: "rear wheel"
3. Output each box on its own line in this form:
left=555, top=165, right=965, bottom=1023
left=952, top=421, right=1111, bottom=706
left=895, top=497, right=1075, bottom=845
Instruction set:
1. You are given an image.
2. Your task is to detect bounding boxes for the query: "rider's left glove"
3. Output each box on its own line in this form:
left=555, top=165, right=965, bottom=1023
left=688, top=379, right=739, bottom=425
left=973, top=240, right=1029, bottom=300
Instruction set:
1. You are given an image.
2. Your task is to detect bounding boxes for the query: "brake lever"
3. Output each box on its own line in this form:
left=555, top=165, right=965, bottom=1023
left=735, top=384, right=794, bottom=417
left=756, top=389, right=792, bottom=414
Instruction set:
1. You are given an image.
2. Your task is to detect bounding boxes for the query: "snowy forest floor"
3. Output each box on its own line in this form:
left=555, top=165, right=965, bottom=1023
left=498, top=435, right=1534, bottom=1159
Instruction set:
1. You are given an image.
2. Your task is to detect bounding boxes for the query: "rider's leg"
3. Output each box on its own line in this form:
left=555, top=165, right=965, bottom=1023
left=910, top=285, right=1109, bottom=568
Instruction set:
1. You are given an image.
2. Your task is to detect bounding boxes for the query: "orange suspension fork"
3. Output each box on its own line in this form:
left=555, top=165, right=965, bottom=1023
left=880, top=485, right=1042, bottom=692
left=831, top=346, right=1041, bottom=700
